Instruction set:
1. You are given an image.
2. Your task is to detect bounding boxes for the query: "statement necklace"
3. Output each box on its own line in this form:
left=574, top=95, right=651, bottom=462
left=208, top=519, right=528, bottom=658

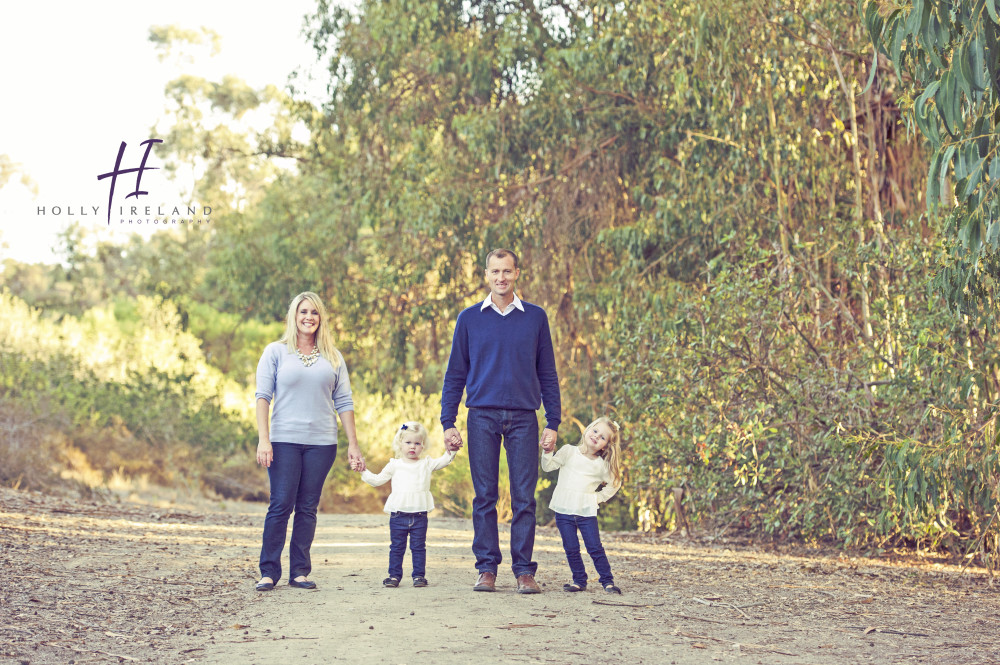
left=296, top=345, right=321, bottom=367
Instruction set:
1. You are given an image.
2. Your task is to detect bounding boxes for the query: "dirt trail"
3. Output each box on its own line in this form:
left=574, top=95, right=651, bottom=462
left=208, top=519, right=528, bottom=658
left=3, top=487, right=1000, bottom=664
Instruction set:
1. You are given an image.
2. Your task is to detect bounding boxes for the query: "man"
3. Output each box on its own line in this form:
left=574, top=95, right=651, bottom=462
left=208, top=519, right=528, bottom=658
left=441, top=248, right=561, bottom=594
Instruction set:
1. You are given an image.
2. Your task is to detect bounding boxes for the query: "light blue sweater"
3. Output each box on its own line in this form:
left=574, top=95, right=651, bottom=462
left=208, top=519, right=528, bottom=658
left=255, top=342, right=354, bottom=446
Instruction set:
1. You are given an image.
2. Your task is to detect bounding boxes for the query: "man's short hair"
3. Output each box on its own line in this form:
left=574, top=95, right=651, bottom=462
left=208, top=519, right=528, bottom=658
left=485, top=248, right=519, bottom=269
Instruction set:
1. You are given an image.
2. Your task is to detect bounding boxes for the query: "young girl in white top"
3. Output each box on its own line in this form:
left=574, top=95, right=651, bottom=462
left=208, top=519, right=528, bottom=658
left=359, top=421, right=458, bottom=588
left=541, top=416, right=623, bottom=594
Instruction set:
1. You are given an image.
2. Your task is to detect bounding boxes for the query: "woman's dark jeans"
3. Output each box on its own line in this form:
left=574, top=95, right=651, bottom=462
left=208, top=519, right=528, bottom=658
left=259, top=442, right=336, bottom=582
left=554, top=512, right=614, bottom=588
left=388, top=511, right=428, bottom=579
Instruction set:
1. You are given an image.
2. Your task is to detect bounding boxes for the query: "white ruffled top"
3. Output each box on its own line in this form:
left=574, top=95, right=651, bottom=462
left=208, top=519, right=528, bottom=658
left=361, top=451, right=456, bottom=514
left=541, top=445, right=620, bottom=517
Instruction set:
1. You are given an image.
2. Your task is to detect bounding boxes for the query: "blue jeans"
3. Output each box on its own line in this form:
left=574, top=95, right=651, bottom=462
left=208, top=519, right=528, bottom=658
left=466, top=407, right=539, bottom=577
left=259, top=443, right=337, bottom=582
left=555, top=513, right=614, bottom=588
left=388, top=511, right=428, bottom=579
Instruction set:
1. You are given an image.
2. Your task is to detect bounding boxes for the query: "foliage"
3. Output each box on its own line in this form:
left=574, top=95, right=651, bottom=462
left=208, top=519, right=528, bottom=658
left=860, top=0, right=1000, bottom=324
left=608, top=233, right=1000, bottom=550
left=0, top=291, right=255, bottom=493
left=856, top=0, right=1000, bottom=556
left=11, top=0, right=1000, bottom=559
left=147, top=0, right=1000, bottom=552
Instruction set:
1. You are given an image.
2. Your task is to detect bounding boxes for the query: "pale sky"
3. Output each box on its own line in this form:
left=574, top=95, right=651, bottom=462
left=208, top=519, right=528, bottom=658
left=0, top=0, right=330, bottom=265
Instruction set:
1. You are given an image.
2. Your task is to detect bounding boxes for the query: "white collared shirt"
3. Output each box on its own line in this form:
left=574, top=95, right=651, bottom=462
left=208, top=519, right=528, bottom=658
left=481, top=293, right=524, bottom=317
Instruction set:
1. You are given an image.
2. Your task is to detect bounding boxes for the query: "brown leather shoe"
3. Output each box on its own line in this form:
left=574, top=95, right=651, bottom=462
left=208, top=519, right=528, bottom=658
left=516, top=574, right=541, bottom=594
left=473, top=571, right=496, bottom=592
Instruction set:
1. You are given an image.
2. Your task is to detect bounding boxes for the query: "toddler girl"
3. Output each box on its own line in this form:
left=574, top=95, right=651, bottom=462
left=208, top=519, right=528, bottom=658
left=541, top=416, right=623, bottom=594
left=359, top=421, right=458, bottom=587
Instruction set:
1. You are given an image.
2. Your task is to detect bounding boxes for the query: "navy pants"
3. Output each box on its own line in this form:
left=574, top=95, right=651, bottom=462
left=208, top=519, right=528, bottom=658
left=466, top=407, right=539, bottom=577
left=555, top=512, right=614, bottom=588
left=388, top=511, right=428, bottom=579
left=259, top=442, right=336, bottom=582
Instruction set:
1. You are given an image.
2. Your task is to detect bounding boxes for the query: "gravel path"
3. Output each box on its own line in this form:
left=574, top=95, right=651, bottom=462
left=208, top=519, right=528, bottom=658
left=3, top=488, right=999, bottom=664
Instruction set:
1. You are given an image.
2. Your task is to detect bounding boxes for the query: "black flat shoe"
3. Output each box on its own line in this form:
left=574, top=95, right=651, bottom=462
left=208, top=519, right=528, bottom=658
left=289, top=578, right=317, bottom=589
left=383, top=577, right=400, bottom=588
left=255, top=580, right=274, bottom=591
left=603, top=584, right=621, bottom=594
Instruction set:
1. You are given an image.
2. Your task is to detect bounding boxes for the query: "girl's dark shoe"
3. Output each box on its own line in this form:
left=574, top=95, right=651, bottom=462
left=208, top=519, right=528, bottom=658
left=603, top=584, right=621, bottom=594
left=255, top=578, right=275, bottom=591
left=289, top=578, right=317, bottom=589
left=562, top=582, right=585, bottom=592
left=413, top=577, right=428, bottom=587
left=383, top=577, right=400, bottom=588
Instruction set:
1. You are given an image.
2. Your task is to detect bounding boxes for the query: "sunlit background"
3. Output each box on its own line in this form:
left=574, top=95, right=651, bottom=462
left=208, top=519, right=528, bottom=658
left=2, top=0, right=1000, bottom=561
left=0, top=0, right=323, bottom=264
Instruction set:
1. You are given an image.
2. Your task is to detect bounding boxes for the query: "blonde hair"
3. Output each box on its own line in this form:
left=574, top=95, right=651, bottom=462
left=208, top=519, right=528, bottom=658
left=279, top=291, right=341, bottom=368
left=391, top=421, right=429, bottom=458
left=580, top=416, right=623, bottom=486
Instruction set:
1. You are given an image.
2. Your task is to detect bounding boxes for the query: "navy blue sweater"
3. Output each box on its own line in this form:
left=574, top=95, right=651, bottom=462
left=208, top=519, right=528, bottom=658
left=441, top=300, right=561, bottom=431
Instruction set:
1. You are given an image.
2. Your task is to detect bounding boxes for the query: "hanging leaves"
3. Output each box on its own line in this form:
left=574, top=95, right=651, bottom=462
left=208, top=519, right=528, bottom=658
left=860, top=0, right=1000, bottom=323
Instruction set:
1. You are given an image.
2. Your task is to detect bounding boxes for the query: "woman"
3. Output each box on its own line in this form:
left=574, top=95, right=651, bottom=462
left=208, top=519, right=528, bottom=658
left=254, top=291, right=365, bottom=591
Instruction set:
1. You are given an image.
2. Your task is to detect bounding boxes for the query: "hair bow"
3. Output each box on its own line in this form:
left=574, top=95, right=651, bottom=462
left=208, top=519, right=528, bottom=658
left=611, top=420, right=620, bottom=431
left=400, top=424, right=409, bottom=430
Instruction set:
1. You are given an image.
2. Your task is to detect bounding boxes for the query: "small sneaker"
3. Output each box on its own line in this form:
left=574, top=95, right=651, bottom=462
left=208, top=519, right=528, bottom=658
left=603, top=583, right=621, bottom=594
left=383, top=577, right=400, bottom=588
left=413, top=577, right=428, bottom=587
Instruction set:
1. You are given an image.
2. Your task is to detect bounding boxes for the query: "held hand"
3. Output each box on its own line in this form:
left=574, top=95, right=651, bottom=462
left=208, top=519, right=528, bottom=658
left=256, top=440, right=274, bottom=467
left=444, top=427, right=464, bottom=452
left=348, top=444, right=366, bottom=472
left=539, top=428, right=557, bottom=453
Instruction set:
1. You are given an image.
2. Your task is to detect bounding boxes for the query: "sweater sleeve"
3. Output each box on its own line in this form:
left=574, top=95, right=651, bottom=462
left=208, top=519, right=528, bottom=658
left=361, top=460, right=395, bottom=487
left=331, top=352, right=355, bottom=414
left=429, top=450, right=457, bottom=471
left=254, top=343, right=279, bottom=402
left=596, top=479, right=621, bottom=504
left=440, top=311, right=470, bottom=430
left=596, top=461, right=621, bottom=503
left=535, top=311, right=561, bottom=430
left=540, top=444, right=572, bottom=472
